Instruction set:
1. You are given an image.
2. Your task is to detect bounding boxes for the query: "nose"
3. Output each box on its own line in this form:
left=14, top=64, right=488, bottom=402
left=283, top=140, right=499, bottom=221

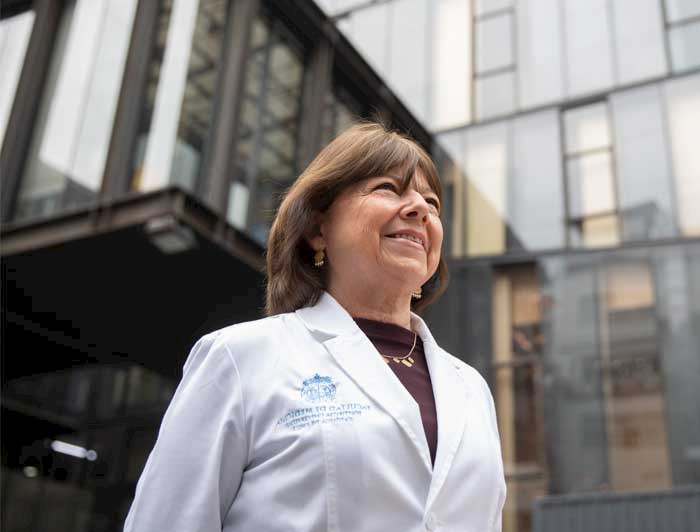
left=400, top=191, right=430, bottom=223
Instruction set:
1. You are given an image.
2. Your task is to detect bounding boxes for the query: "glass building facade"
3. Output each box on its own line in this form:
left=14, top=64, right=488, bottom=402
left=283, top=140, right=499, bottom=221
left=2, top=0, right=699, bottom=531
left=316, top=0, right=700, bottom=530
left=1, top=1, right=428, bottom=530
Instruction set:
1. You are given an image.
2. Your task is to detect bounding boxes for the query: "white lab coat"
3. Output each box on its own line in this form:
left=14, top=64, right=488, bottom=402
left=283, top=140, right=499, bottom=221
left=124, top=290, right=506, bottom=532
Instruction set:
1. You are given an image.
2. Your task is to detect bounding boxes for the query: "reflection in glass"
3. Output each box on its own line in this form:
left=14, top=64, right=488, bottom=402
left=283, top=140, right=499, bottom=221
left=600, top=262, right=671, bottom=490
left=436, top=130, right=467, bottom=257
left=510, top=110, right=564, bottom=251
left=503, top=477, right=546, bottom=532
left=564, top=102, right=620, bottom=248
left=475, top=0, right=513, bottom=16
left=2, top=363, right=176, bottom=530
left=611, top=0, right=667, bottom=85
left=536, top=246, right=700, bottom=497
left=465, top=122, right=508, bottom=256
left=654, top=243, right=700, bottom=485
left=540, top=256, right=612, bottom=494
left=563, top=103, right=611, bottom=154
left=476, top=14, right=514, bottom=73
left=339, top=2, right=389, bottom=74
left=611, top=84, right=676, bottom=241
left=314, top=0, right=372, bottom=16
left=133, top=0, right=227, bottom=194
left=664, top=0, right=700, bottom=23
left=0, top=9, right=35, bottom=150
left=475, top=71, right=515, bottom=120
left=664, top=74, right=700, bottom=237
left=516, top=0, right=564, bottom=109
left=387, top=0, right=430, bottom=122
left=567, top=152, right=616, bottom=218
left=321, top=87, right=361, bottom=148
left=563, top=0, right=614, bottom=96
left=231, top=11, right=305, bottom=245
left=577, top=214, right=620, bottom=248
left=493, top=265, right=546, bottom=532
left=430, top=0, right=471, bottom=130
left=13, top=0, right=137, bottom=223
left=668, top=21, right=700, bottom=72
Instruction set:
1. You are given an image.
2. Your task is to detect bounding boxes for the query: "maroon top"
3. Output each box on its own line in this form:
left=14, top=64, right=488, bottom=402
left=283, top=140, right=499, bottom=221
left=353, top=317, right=438, bottom=465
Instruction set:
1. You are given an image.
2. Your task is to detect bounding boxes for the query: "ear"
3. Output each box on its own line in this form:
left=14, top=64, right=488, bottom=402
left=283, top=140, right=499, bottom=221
left=303, top=209, right=325, bottom=250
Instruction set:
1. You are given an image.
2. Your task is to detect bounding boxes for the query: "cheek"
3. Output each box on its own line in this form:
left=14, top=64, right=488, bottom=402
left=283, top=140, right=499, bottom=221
left=429, top=221, right=444, bottom=263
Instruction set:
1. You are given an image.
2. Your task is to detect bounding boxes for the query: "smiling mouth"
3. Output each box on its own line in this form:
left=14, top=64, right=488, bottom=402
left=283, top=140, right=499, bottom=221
left=385, top=234, right=425, bottom=251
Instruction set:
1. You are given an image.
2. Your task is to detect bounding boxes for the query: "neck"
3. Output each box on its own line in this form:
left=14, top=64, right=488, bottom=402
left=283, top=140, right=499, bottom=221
left=327, top=283, right=413, bottom=330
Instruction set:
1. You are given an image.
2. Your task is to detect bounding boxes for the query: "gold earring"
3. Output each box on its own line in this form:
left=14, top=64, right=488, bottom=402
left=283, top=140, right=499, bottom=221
left=412, top=287, right=422, bottom=299
left=314, top=248, right=325, bottom=267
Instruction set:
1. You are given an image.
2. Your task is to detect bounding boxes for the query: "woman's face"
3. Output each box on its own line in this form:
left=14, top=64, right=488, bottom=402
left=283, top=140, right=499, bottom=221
left=317, top=169, right=443, bottom=298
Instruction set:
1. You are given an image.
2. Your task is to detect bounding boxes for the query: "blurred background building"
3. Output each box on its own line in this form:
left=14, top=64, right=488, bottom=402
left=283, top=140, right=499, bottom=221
left=1, top=0, right=699, bottom=531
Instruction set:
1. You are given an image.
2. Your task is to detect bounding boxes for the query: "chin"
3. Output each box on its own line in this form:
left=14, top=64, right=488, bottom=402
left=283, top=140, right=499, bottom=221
left=384, top=263, right=426, bottom=284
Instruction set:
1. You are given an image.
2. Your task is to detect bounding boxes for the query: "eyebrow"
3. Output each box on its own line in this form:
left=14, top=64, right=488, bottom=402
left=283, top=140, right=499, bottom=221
left=384, top=174, right=439, bottom=198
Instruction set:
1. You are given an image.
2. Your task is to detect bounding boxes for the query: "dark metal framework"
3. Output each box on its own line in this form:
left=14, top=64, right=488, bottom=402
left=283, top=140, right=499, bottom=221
left=559, top=98, right=622, bottom=249
left=0, top=0, right=61, bottom=223
left=0, top=0, right=432, bottom=242
left=660, top=0, right=700, bottom=73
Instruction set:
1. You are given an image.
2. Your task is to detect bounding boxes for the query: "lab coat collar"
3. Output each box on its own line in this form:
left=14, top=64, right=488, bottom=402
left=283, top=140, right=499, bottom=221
left=295, top=290, right=438, bottom=344
left=295, top=290, right=469, bottom=504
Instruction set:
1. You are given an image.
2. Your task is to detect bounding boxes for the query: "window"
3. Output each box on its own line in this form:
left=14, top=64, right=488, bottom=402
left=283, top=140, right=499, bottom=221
left=231, top=12, right=306, bottom=245
left=664, top=0, right=700, bottom=23
left=536, top=246, right=684, bottom=494
left=611, top=0, right=667, bottom=84
left=13, top=0, right=137, bottom=223
left=474, top=0, right=513, bottom=16
left=465, top=122, right=508, bottom=256
left=0, top=8, right=35, bottom=150
left=339, top=0, right=431, bottom=124
left=611, top=84, right=677, bottom=241
left=440, top=110, right=565, bottom=258
left=430, top=0, right=471, bottom=130
left=563, top=0, right=614, bottom=96
left=321, top=86, right=362, bottom=148
left=664, top=74, right=700, bottom=236
left=510, top=110, right=565, bottom=251
left=132, top=0, right=228, bottom=194
left=600, top=261, right=671, bottom=491
left=492, top=264, right=547, bottom=532
left=516, top=0, right=564, bottom=108
left=436, top=129, right=467, bottom=257
left=563, top=102, right=620, bottom=248
left=387, top=0, right=430, bottom=122
left=337, top=2, right=390, bottom=74
left=473, top=5, right=516, bottom=120
left=664, top=0, right=700, bottom=71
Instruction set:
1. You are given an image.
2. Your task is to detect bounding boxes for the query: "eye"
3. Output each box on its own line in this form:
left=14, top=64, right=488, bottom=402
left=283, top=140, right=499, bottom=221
left=425, top=197, right=440, bottom=211
left=374, top=181, right=399, bottom=193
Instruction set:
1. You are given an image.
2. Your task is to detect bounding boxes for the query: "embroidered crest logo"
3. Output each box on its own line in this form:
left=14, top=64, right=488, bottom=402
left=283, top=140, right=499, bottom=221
left=300, top=373, right=337, bottom=404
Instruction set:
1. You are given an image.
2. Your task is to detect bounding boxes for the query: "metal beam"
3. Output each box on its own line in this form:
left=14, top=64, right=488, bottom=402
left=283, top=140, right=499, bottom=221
left=100, top=0, right=160, bottom=202
left=0, top=186, right=265, bottom=272
left=201, top=0, right=260, bottom=215
left=297, top=36, right=334, bottom=169
left=0, top=0, right=61, bottom=223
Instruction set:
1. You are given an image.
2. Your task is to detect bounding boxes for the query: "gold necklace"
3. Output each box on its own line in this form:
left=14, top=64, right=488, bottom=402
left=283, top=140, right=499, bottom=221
left=381, top=332, right=417, bottom=368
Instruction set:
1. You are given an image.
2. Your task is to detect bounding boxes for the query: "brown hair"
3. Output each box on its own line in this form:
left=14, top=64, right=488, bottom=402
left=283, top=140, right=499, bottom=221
left=265, top=121, right=449, bottom=316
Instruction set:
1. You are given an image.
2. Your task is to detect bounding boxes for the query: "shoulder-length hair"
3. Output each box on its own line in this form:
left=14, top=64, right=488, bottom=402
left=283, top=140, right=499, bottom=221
left=265, top=121, right=449, bottom=316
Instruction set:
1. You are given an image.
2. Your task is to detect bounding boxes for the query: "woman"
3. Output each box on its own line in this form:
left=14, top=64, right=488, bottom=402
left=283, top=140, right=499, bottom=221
left=124, top=122, right=506, bottom=531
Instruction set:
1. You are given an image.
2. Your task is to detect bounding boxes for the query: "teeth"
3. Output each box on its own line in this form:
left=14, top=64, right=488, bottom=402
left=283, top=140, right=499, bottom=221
left=391, top=234, right=423, bottom=247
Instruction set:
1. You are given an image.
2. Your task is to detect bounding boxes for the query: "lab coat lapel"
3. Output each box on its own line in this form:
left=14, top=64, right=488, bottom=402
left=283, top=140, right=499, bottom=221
left=411, top=313, right=469, bottom=508
left=296, top=292, right=433, bottom=471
